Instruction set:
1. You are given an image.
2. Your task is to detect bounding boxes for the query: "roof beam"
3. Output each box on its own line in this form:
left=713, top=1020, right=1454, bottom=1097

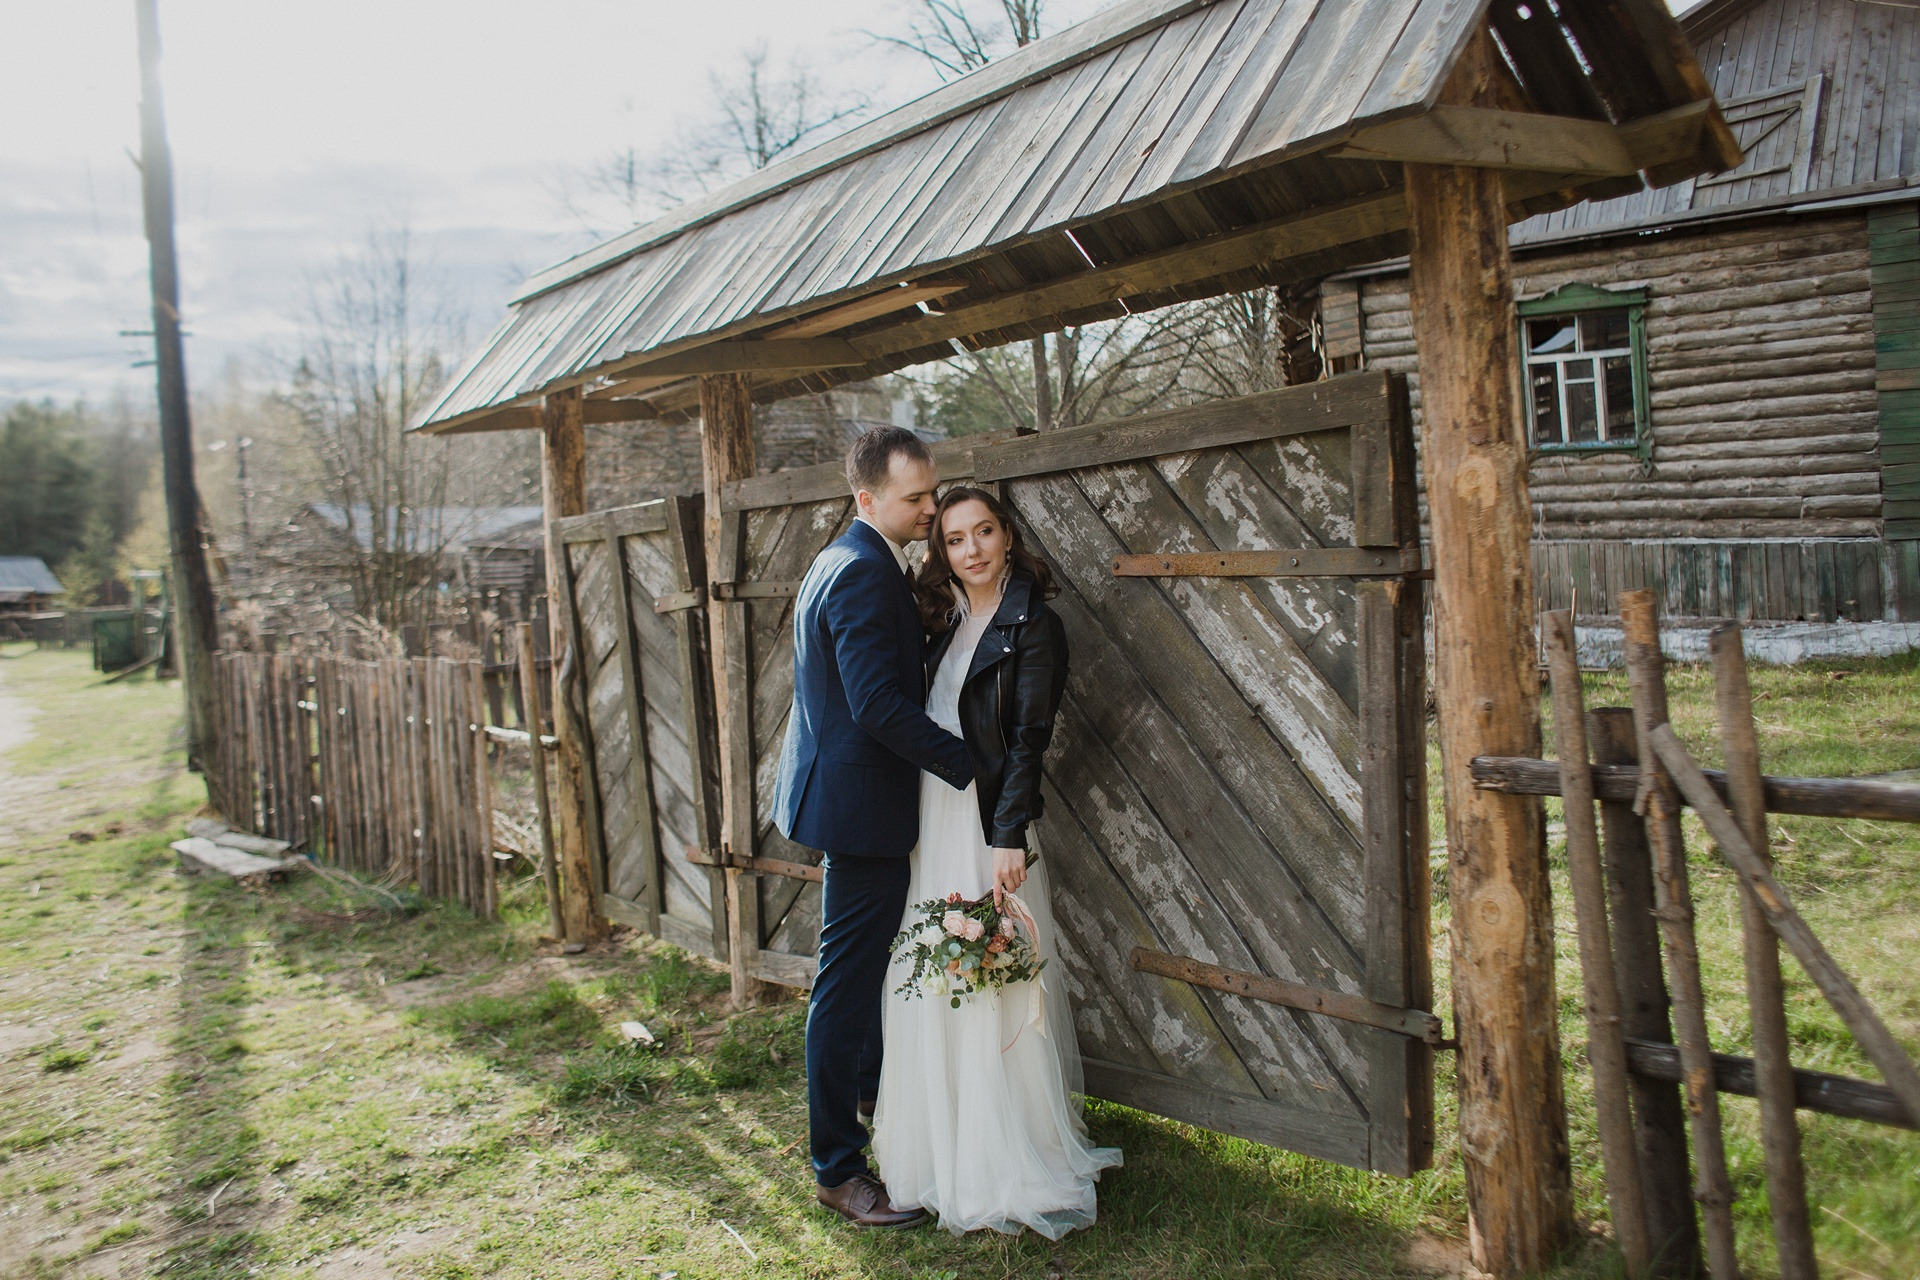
left=1328, top=100, right=1730, bottom=180
left=609, top=337, right=866, bottom=379
left=760, top=279, right=968, bottom=339
left=412, top=394, right=661, bottom=435
left=845, top=188, right=1415, bottom=362
left=1332, top=106, right=1637, bottom=176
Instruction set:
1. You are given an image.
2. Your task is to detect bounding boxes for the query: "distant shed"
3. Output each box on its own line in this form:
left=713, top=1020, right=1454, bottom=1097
left=0, top=556, right=65, bottom=611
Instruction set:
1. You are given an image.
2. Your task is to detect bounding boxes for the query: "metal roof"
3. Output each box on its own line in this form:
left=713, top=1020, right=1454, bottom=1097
left=306, top=505, right=547, bottom=554
left=0, top=557, right=65, bottom=597
left=417, top=0, right=1737, bottom=433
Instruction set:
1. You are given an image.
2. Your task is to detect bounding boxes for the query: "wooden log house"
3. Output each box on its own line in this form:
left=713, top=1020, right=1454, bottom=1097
left=410, top=1, right=1744, bottom=1272
left=1320, top=0, right=1920, bottom=625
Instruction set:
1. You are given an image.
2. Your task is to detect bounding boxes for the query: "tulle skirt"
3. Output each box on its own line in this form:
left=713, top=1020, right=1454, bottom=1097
left=871, top=772, right=1122, bottom=1238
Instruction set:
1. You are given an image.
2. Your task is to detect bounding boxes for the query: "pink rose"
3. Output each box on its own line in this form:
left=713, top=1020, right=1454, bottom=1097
left=942, top=911, right=968, bottom=937
left=997, top=916, right=1015, bottom=937
left=960, top=918, right=985, bottom=942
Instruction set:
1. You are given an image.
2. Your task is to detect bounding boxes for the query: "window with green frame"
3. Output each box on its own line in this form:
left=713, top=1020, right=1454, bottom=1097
left=1517, top=283, right=1650, bottom=458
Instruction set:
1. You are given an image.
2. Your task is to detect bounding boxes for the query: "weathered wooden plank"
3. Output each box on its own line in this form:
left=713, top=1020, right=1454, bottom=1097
left=1081, top=1057, right=1372, bottom=1169
left=1017, top=468, right=1368, bottom=934
left=1036, top=778, right=1273, bottom=1095
left=976, top=373, right=1392, bottom=482
left=1471, top=754, right=1920, bottom=823
left=1042, top=651, right=1370, bottom=1107
left=1624, top=1037, right=1917, bottom=1131
left=1070, top=459, right=1364, bottom=831
left=606, top=530, right=665, bottom=929
left=1151, top=437, right=1360, bottom=710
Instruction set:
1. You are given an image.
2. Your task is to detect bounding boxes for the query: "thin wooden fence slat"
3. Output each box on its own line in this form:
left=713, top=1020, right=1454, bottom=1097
left=207, top=649, right=496, bottom=914
left=1708, top=623, right=1816, bottom=1280
left=1590, top=708, right=1702, bottom=1278
left=1650, top=724, right=1920, bottom=1128
left=1544, top=612, right=1651, bottom=1277
left=1620, top=589, right=1741, bottom=1280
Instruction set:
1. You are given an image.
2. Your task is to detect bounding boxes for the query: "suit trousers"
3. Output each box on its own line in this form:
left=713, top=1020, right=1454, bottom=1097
left=807, top=849, right=911, bottom=1188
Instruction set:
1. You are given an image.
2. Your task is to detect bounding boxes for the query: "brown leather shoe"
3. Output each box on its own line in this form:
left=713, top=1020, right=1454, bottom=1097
left=816, top=1174, right=927, bottom=1228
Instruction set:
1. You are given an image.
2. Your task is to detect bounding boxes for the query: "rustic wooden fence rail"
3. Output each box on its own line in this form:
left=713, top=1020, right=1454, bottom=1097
left=1489, top=595, right=1920, bottom=1280
left=213, top=651, right=497, bottom=918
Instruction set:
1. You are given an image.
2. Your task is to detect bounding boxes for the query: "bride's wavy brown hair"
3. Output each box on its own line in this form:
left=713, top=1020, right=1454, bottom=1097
left=914, top=486, right=1057, bottom=633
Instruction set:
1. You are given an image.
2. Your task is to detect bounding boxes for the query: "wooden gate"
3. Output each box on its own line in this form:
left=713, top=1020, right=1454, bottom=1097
left=551, top=496, right=727, bottom=960
left=710, top=373, right=1432, bottom=1175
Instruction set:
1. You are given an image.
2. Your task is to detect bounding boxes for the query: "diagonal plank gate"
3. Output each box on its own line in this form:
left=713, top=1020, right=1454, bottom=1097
left=554, top=371, right=1434, bottom=1174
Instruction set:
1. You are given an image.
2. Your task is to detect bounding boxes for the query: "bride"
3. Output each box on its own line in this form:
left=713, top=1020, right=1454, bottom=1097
left=871, top=485, right=1121, bottom=1238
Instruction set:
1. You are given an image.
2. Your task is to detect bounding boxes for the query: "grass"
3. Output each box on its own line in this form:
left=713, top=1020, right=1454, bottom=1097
left=0, top=641, right=1914, bottom=1278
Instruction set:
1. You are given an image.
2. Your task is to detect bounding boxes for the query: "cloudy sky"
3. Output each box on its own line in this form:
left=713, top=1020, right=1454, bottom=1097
left=0, top=0, right=1115, bottom=405
left=2, top=0, right=1696, bottom=408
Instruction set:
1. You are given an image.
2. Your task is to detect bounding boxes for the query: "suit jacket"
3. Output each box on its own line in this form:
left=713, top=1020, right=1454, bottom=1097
left=773, top=519, right=973, bottom=858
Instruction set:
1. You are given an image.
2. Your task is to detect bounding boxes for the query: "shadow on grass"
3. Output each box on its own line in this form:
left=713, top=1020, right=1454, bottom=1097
left=156, top=867, right=270, bottom=1278
left=198, top=867, right=1466, bottom=1280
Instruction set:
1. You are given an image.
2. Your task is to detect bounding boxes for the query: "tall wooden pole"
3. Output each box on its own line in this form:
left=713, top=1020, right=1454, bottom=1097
left=542, top=386, right=604, bottom=945
left=134, top=0, right=221, bottom=796
left=1404, top=31, right=1572, bottom=1276
left=699, top=373, right=777, bottom=1008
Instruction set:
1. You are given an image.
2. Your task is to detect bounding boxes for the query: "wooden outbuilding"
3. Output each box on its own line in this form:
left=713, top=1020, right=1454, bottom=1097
left=1322, top=0, right=1920, bottom=624
left=413, top=1, right=1742, bottom=1273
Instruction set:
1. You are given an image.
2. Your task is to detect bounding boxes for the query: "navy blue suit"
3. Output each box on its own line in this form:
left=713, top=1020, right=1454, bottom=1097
left=773, top=518, right=973, bottom=1188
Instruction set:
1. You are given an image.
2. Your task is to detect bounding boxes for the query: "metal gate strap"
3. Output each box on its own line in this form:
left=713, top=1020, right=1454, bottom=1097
left=710, top=580, right=802, bottom=600
left=1131, top=947, right=1448, bottom=1046
left=1110, top=548, right=1419, bottom=578
left=652, top=588, right=707, bottom=613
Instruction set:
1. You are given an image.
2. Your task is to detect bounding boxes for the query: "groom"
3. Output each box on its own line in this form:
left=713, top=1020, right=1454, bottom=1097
left=773, top=426, right=974, bottom=1229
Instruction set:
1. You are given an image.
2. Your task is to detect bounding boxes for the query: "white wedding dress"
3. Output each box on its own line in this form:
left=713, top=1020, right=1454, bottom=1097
left=871, top=608, right=1122, bottom=1238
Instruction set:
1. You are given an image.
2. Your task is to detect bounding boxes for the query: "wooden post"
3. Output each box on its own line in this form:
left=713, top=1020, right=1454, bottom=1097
left=1403, top=30, right=1571, bottom=1275
left=134, top=0, right=222, bottom=800
left=1544, top=614, right=1651, bottom=1276
left=1621, top=590, right=1740, bottom=1280
left=519, top=623, right=563, bottom=939
left=699, top=372, right=776, bottom=1008
left=1591, top=708, right=1704, bottom=1279
left=1709, top=624, right=1816, bottom=1280
left=542, top=387, right=605, bottom=945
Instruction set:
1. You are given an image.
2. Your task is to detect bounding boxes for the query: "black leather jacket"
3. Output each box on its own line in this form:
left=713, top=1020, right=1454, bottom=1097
left=923, top=572, right=1068, bottom=850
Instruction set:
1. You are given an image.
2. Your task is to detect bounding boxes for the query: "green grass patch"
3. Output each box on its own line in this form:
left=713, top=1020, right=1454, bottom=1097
left=1, top=645, right=1914, bottom=1279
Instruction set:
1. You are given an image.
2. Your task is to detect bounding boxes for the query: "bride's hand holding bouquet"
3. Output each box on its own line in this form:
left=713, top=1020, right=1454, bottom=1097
left=891, top=890, right=1046, bottom=1008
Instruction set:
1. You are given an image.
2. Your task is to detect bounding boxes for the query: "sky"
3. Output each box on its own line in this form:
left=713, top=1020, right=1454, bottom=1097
left=0, top=0, right=1108, bottom=405
left=0, top=0, right=1697, bottom=409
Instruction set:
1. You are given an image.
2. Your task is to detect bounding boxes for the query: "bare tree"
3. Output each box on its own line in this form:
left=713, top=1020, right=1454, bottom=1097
left=1173, top=284, right=1327, bottom=401
left=872, top=0, right=1048, bottom=79
left=561, top=46, right=869, bottom=233
left=282, top=227, right=467, bottom=632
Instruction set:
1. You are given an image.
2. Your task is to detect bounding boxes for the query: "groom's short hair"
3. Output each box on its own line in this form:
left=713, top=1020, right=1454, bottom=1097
left=846, top=426, right=934, bottom=496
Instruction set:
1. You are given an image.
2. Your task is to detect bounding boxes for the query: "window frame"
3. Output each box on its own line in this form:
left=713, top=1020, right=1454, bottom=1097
left=1517, top=283, right=1651, bottom=461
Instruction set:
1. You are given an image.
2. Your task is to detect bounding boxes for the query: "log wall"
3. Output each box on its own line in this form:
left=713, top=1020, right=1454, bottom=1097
left=1359, top=213, right=1881, bottom=542
left=1349, top=209, right=1920, bottom=620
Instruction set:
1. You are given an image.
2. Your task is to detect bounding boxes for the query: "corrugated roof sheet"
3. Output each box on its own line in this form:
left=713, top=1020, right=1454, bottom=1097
left=307, top=505, right=547, bottom=554
left=417, top=0, right=1481, bottom=431
left=0, top=557, right=65, bottom=596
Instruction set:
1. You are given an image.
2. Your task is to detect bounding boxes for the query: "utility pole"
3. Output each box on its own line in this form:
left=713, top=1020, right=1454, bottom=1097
left=135, top=0, right=221, bottom=793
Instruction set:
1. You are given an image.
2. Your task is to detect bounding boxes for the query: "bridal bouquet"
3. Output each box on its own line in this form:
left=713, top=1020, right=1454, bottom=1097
left=891, top=891, right=1047, bottom=1008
